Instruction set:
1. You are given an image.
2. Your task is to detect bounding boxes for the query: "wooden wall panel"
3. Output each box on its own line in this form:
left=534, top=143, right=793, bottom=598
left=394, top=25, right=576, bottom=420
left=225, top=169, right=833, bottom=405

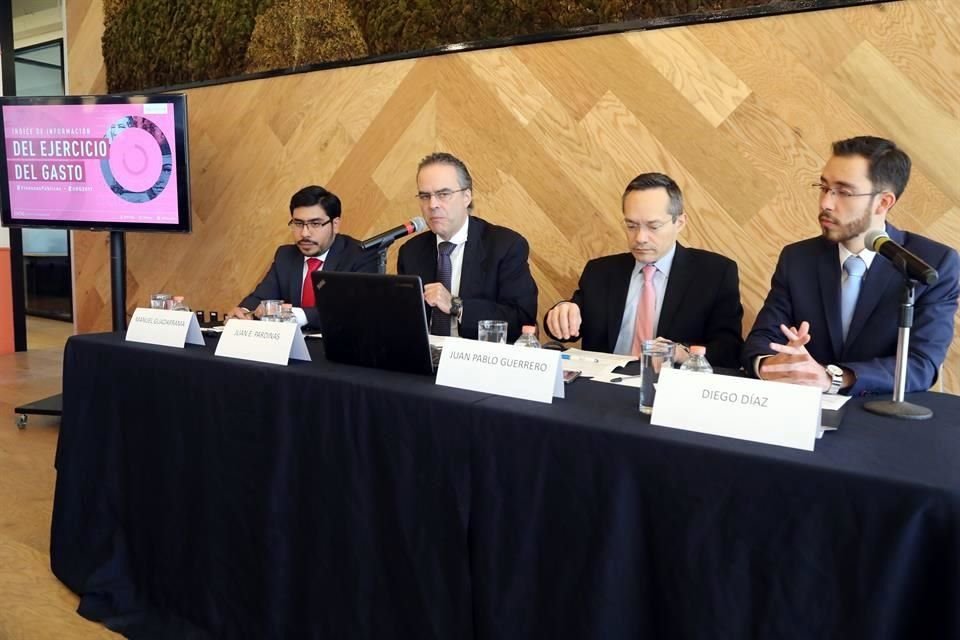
left=65, top=0, right=106, bottom=95
left=67, top=0, right=960, bottom=392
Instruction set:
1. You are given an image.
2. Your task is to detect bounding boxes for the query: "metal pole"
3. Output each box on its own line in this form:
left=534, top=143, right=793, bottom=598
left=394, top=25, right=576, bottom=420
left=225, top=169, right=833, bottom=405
left=1, top=1, right=28, bottom=351
left=110, top=231, right=127, bottom=330
left=864, top=277, right=932, bottom=420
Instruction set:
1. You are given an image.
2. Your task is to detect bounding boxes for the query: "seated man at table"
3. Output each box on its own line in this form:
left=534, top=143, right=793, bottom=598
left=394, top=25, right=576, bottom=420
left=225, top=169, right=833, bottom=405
left=226, top=185, right=377, bottom=328
left=543, top=172, right=744, bottom=369
left=397, top=152, right=538, bottom=342
left=743, top=136, right=959, bottom=395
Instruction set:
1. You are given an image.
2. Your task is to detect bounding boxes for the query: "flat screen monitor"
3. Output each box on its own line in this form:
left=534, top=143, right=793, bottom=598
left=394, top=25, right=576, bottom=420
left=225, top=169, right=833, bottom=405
left=0, top=93, right=191, bottom=232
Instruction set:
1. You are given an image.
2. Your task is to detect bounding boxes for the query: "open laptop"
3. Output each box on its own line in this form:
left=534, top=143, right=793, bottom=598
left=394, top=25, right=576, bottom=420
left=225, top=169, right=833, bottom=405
left=310, top=271, right=438, bottom=375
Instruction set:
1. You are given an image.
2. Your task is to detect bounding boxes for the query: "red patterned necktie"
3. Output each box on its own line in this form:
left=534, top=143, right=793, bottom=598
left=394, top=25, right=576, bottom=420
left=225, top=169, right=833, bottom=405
left=300, top=258, right=323, bottom=307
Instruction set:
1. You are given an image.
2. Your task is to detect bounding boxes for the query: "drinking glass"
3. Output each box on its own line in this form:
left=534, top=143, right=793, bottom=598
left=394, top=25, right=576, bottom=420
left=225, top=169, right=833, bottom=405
left=638, top=340, right=675, bottom=415
left=262, top=299, right=283, bottom=318
left=478, top=320, right=508, bottom=344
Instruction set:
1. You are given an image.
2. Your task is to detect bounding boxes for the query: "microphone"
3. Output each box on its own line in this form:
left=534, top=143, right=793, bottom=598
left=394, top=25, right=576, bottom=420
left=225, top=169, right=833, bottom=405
left=864, top=229, right=939, bottom=284
left=360, top=217, right=427, bottom=250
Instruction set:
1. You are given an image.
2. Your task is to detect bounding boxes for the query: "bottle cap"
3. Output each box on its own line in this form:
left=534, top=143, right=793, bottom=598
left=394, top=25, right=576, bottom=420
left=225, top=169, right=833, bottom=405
left=521, top=325, right=536, bottom=334
left=173, top=295, right=185, bottom=302
left=689, top=345, right=706, bottom=356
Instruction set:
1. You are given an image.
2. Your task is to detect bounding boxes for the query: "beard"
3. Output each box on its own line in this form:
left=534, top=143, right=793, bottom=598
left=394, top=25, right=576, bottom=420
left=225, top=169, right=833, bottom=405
left=819, top=205, right=872, bottom=244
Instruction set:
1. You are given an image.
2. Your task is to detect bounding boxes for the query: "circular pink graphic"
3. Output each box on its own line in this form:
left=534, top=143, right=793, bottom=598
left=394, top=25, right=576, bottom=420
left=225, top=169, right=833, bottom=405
left=106, top=127, right=164, bottom=193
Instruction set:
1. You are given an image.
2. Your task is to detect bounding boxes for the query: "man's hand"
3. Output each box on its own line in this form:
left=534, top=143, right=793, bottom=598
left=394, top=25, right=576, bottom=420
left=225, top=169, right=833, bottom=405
left=545, top=302, right=582, bottom=340
left=758, top=321, right=830, bottom=391
left=659, top=337, right=689, bottom=364
left=423, top=283, right=453, bottom=314
left=226, top=306, right=254, bottom=321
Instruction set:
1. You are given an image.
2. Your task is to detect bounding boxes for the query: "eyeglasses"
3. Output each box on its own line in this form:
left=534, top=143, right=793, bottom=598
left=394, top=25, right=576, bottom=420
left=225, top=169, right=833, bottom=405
left=288, top=218, right=333, bottom=231
left=811, top=183, right=882, bottom=200
left=416, top=188, right=467, bottom=203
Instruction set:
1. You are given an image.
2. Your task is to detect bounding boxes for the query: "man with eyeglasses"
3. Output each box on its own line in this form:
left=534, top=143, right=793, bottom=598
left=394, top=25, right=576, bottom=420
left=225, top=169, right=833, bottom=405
left=226, top=185, right=377, bottom=327
left=544, top=172, right=744, bottom=369
left=397, top=152, right=538, bottom=342
left=744, top=136, right=959, bottom=395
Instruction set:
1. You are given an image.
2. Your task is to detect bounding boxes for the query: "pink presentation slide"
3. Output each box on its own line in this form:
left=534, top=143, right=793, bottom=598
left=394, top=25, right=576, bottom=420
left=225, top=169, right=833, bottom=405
left=3, top=102, right=180, bottom=224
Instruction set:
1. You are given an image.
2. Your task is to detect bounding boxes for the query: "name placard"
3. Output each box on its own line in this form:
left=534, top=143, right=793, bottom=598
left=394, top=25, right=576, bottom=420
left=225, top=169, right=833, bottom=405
left=126, top=308, right=205, bottom=348
left=214, top=319, right=310, bottom=366
left=436, top=337, right=563, bottom=403
left=650, top=368, right=820, bottom=451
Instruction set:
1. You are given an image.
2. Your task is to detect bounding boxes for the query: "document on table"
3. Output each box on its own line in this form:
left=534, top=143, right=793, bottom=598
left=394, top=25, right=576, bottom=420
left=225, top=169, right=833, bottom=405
left=561, top=348, right=632, bottom=379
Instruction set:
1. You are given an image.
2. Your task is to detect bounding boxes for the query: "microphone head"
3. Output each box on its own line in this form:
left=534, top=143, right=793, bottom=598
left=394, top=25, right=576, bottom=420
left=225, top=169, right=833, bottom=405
left=864, top=228, right=889, bottom=251
left=411, top=216, right=427, bottom=233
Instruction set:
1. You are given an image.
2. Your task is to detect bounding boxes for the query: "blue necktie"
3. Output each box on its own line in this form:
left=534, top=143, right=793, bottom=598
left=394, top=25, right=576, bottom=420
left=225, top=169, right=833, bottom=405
left=431, top=241, right=456, bottom=336
left=841, top=255, right=866, bottom=343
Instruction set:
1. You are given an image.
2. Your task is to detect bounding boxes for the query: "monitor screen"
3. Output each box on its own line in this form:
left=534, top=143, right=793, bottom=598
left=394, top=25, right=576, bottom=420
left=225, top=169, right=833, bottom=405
left=0, top=94, right=191, bottom=232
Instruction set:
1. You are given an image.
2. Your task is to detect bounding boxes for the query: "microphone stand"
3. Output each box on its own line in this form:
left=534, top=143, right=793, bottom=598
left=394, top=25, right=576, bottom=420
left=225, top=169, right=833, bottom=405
left=863, top=261, right=933, bottom=420
left=373, top=240, right=394, bottom=275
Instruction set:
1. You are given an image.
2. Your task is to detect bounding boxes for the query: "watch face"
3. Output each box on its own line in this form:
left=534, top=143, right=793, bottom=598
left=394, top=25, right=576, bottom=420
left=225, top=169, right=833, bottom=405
left=826, top=365, right=842, bottom=376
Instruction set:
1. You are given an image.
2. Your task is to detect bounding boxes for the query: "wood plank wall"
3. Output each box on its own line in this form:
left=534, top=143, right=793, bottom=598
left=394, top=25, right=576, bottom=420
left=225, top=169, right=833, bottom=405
left=67, top=0, right=960, bottom=391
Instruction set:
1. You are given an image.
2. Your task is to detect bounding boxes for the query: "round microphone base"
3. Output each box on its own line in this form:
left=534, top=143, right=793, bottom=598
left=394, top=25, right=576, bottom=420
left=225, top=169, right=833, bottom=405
left=863, top=399, right=933, bottom=421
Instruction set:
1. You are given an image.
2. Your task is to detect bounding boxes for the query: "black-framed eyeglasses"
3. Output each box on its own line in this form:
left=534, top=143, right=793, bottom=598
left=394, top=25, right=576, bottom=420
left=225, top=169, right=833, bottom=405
left=288, top=218, right=333, bottom=231
left=416, top=188, right=467, bottom=203
left=811, top=183, right=882, bottom=200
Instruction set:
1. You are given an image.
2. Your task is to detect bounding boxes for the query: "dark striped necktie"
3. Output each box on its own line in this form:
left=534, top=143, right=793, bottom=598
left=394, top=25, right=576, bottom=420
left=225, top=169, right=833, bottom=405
left=431, top=241, right=456, bottom=336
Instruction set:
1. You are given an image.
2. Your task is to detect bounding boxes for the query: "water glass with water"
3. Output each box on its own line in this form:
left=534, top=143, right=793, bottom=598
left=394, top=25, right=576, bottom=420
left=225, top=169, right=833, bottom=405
left=638, top=340, right=675, bottom=414
left=150, top=293, right=171, bottom=309
left=262, top=299, right=283, bottom=319
left=478, top=320, right=508, bottom=344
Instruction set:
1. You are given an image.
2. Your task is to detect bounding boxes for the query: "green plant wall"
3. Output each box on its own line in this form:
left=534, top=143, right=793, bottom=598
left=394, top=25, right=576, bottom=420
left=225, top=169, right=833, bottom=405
left=102, top=0, right=845, bottom=92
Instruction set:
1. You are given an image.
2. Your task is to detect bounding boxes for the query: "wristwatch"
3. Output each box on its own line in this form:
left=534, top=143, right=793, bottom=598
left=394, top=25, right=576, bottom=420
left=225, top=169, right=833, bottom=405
left=825, top=364, right=844, bottom=395
left=449, top=296, right=463, bottom=322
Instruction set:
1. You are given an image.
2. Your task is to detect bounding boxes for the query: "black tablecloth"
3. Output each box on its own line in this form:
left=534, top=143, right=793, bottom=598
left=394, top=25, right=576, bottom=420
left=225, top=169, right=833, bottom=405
left=51, top=333, right=960, bottom=639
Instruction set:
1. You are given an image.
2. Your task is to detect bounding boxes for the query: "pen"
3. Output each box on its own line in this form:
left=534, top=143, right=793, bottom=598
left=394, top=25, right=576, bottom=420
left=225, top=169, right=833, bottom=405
left=561, top=354, right=601, bottom=363
left=609, top=374, right=643, bottom=383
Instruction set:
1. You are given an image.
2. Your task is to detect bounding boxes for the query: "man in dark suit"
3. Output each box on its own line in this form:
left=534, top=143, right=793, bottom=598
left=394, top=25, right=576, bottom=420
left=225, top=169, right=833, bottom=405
left=397, top=152, right=538, bottom=342
left=544, top=172, right=744, bottom=369
left=743, top=136, right=959, bottom=395
left=226, top=185, right=377, bottom=328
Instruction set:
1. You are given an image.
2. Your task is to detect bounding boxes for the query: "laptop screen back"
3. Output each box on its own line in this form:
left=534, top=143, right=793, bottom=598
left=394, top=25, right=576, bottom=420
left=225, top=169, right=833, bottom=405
left=311, top=271, right=434, bottom=375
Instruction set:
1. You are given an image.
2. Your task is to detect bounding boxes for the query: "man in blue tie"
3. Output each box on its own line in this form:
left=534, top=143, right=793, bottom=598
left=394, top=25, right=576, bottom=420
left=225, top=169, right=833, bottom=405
left=743, top=136, right=959, bottom=395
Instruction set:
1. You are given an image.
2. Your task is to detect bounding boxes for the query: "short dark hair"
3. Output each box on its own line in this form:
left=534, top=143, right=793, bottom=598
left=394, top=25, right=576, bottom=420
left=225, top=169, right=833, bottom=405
left=418, top=152, right=474, bottom=211
left=832, top=136, right=911, bottom=198
left=289, top=185, right=342, bottom=219
left=622, top=172, right=683, bottom=220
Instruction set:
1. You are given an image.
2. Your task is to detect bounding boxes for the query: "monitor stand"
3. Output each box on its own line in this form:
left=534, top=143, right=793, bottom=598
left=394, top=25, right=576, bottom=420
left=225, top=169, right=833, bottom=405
left=14, top=231, right=126, bottom=430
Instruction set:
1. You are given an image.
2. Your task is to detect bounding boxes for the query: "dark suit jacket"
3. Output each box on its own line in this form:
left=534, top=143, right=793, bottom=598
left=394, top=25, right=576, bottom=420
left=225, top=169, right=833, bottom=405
left=239, top=234, right=378, bottom=328
left=742, top=223, right=960, bottom=395
left=397, top=216, right=538, bottom=342
left=543, top=245, right=744, bottom=369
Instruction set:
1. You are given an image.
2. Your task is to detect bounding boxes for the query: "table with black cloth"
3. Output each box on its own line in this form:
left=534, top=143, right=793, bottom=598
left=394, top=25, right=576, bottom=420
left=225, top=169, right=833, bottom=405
left=51, top=332, right=960, bottom=639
